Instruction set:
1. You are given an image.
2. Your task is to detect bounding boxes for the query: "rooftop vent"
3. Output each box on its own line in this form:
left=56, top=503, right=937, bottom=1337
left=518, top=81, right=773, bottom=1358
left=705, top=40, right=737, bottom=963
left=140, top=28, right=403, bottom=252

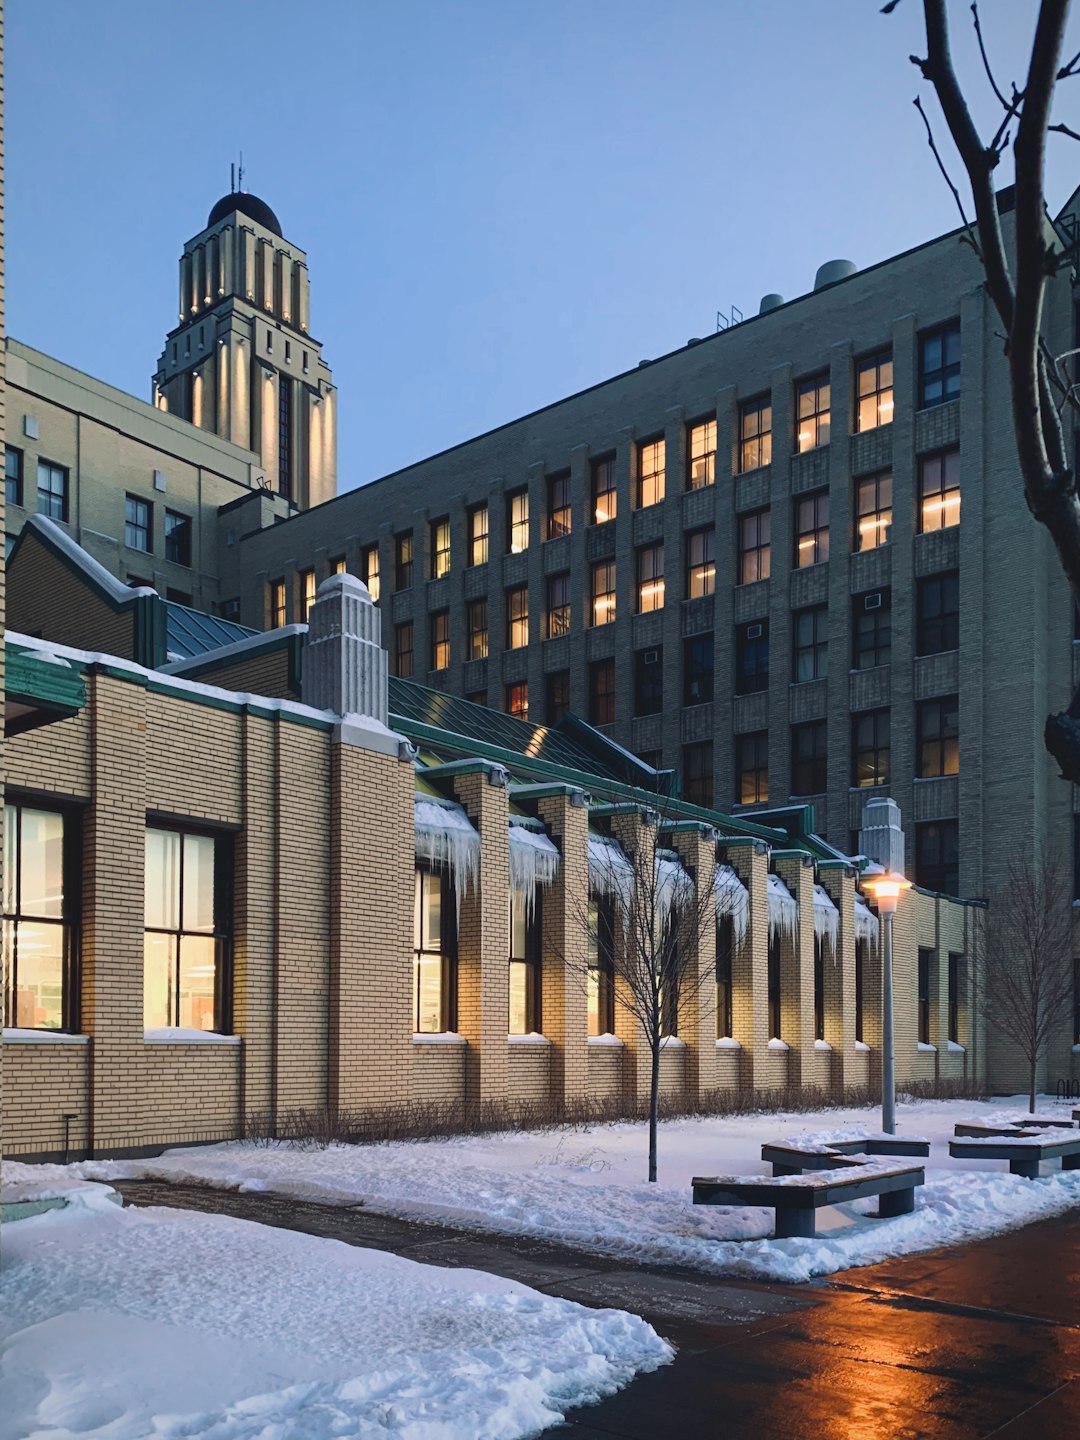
left=814, top=259, right=857, bottom=290
left=759, top=293, right=785, bottom=315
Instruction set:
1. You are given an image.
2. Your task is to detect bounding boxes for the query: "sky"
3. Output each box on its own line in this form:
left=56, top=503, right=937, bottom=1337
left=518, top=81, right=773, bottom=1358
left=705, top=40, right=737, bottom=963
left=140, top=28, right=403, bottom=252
left=8, top=1, right=1080, bottom=493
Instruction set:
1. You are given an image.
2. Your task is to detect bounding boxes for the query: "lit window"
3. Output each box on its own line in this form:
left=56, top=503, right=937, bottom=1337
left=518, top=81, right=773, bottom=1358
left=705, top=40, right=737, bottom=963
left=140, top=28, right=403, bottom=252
left=363, top=544, right=381, bottom=601
left=414, top=869, right=453, bottom=1033
left=683, top=741, right=713, bottom=807
left=3, top=805, right=73, bottom=1031
left=739, top=397, right=772, bottom=473
left=919, top=449, right=961, bottom=531
left=685, top=527, right=715, bottom=598
left=915, top=820, right=959, bottom=895
left=683, top=634, right=713, bottom=706
left=854, top=471, right=892, bottom=551
left=634, top=646, right=663, bottom=717
left=507, top=490, right=529, bottom=553
left=269, top=579, right=286, bottom=628
left=547, top=670, right=571, bottom=722
left=591, top=560, right=616, bottom=626
left=125, top=495, right=152, bottom=553
left=796, top=374, right=830, bottom=452
left=739, top=510, right=771, bottom=584
left=467, top=599, right=488, bottom=660
left=856, top=349, right=894, bottom=431
left=143, top=827, right=228, bottom=1032
left=587, top=898, right=616, bottom=1036
left=589, top=658, right=616, bottom=726
left=717, top=915, right=734, bottom=1039
left=917, top=696, right=959, bottom=778
left=547, top=572, right=571, bottom=637
left=165, top=510, right=192, bottom=567
left=920, top=322, right=961, bottom=408
left=547, top=471, right=572, bottom=539
left=636, top=542, right=665, bottom=613
left=509, top=890, right=540, bottom=1035
left=794, top=489, right=830, bottom=568
left=853, top=710, right=890, bottom=787
left=37, top=460, right=68, bottom=521
left=592, top=455, right=617, bottom=524
left=505, top=681, right=529, bottom=720
left=430, top=517, right=451, bottom=579
left=300, top=568, right=316, bottom=622
left=469, top=504, right=489, bottom=566
left=395, top=531, right=414, bottom=590
left=853, top=589, right=891, bottom=669
left=917, top=947, right=932, bottom=1045
left=431, top=609, right=450, bottom=670
left=506, top=585, right=529, bottom=648
left=395, top=621, right=414, bottom=678
left=5, top=447, right=24, bottom=507
left=791, top=721, right=827, bottom=794
left=331, top=557, right=347, bottom=576
left=687, top=417, right=716, bottom=490
left=792, top=605, right=828, bottom=683
left=735, top=619, right=769, bottom=695
left=737, top=733, right=768, bottom=805
left=636, top=437, right=665, bottom=508
left=917, top=572, right=959, bottom=655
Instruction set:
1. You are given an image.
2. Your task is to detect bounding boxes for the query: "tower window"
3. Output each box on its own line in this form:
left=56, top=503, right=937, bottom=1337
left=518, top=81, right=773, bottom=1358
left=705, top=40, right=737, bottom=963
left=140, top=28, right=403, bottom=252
left=278, top=378, right=292, bottom=501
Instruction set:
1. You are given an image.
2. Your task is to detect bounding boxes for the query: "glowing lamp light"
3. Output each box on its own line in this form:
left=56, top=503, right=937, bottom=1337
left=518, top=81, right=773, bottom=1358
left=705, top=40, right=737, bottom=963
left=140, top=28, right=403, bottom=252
left=860, top=870, right=912, bottom=915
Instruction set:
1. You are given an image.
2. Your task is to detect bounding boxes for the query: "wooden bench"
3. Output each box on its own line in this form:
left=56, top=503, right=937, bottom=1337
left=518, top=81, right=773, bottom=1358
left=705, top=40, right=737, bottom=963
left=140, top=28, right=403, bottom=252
left=692, top=1163, right=925, bottom=1239
left=948, top=1131, right=1080, bottom=1180
left=761, top=1136, right=930, bottom=1177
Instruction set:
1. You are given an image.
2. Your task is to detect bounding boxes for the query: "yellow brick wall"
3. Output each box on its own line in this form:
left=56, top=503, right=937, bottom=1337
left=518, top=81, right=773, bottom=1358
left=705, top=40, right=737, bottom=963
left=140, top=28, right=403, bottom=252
left=586, top=1043, right=624, bottom=1099
left=2, top=1042, right=87, bottom=1158
left=507, top=1040, right=551, bottom=1102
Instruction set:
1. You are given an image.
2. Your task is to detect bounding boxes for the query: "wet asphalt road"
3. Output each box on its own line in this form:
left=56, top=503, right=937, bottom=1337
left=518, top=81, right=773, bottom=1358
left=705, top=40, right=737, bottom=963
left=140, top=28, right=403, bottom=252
left=115, top=1181, right=1080, bottom=1439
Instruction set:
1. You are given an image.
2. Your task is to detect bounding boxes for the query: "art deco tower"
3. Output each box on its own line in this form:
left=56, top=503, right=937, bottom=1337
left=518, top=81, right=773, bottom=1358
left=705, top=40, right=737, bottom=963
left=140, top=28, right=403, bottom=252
left=153, top=189, right=336, bottom=508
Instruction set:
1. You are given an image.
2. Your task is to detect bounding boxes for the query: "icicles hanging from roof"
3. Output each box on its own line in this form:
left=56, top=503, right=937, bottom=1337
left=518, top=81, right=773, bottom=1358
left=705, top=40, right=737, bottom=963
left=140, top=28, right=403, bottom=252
left=854, top=891, right=881, bottom=945
left=587, top=832, right=635, bottom=912
left=714, top=865, right=749, bottom=947
left=655, top=849, right=694, bottom=935
left=812, top=883, right=839, bottom=951
left=767, top=873, right=799, bottom=941
left=508, top=815, right=560, bottom=919
left=414, top=796, right=480, bottom=914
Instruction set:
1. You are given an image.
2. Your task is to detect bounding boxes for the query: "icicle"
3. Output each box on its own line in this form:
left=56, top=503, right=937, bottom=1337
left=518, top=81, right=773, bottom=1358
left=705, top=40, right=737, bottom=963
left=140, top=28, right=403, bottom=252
left=854, top=891, right=880, bottom=945
left=655, top=849, right=694, bottom=935
left=508, top=816, right=560, bottom=919
left=812, top=883, right=840, bottom=953
left=587, top=832, right=635, bottom=913
left=413, top=796, right=480, bottom=917
left=714, top=864, right=750, bottom=947
left=767, top=872, right=799, bottom=942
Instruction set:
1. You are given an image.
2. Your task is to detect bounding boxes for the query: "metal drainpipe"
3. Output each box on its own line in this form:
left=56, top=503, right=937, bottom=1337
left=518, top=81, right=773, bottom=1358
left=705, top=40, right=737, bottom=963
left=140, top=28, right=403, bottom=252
left=270, top=716, right=281, bottom=1137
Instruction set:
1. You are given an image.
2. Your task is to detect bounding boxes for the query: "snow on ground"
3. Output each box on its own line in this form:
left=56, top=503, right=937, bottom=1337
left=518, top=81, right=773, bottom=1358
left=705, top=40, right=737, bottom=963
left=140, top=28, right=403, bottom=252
left=0, top=1184, right=671, bottom=1440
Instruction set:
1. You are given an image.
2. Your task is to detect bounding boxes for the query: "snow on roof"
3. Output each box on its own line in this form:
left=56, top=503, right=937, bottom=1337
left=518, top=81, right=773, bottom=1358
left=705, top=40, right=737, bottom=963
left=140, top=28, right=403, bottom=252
left=25, top=514, right=156, bottom=601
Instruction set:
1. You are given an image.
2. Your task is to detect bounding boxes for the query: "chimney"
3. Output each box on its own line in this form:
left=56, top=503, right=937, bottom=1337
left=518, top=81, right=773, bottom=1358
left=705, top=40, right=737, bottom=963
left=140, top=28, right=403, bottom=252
left=858, top=796, right=906, bottom=874
left=303, top=573, right=388, bottom=727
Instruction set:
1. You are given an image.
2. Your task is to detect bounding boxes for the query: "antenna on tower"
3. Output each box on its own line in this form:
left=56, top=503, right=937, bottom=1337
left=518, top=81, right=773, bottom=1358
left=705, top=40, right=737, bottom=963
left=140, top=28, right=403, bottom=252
left=238, top=151, right=245, bottom=193
left=230, top=161, right=235, bottom=194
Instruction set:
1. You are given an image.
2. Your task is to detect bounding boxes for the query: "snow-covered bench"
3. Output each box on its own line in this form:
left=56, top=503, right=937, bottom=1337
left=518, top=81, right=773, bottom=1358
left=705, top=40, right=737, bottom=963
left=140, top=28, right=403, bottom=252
left=761, top=1136, right=930, bottom=1177
left=949, top=1129, right=1080, bottom=1180
left=691, top=1162, right=925, bottom=1239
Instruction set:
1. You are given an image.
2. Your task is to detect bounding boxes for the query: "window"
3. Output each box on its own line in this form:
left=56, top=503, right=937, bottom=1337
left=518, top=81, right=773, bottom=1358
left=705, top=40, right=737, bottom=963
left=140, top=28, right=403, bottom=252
left=430, top=517, right=451, bottom=579
left=855, top=939, right=867, bottom=1044
left=4, top=805, right=75, bottom=1030
left=469, top=504, right=489, bottom=566
left=920, top=322, right=961, bottom=408
left=125, top=495, right=152, bottom=553
left=505, top=681, right=529, bottom=720
left=634, top=647, right=663, bottom=716
left=917, top=947, right=932, bottom=1045
left=683, top=741, right=713, bottom=807
left=547, top=573, right=571, bottom=637
left=589, top=658, right=616, bottom=726
left=547, top=471, right=571, bottom=538
left=687, top=417, right=716, bottom=490
left=739, top=509, right=771, bottom=583
left=919, top=449, right=961, bottom=531
left=853, top=589, right=892, bottom=669
left=814, top=936, right=825, bottom=1041
left=636, top=436, right=665, bottom=508
left=591, top=560, right=616, bottom=626
left=794, top=490, right=830, bottom=567
left=737, top=732, right=769, bottom=805
left=394, top=621, right=414, bottom=678
left=917, top=696, right=959, bottom=778
left=917, top=572, right=960, bottom=655
left=167, top=588, right=192, bottom=606
left=164, top=510, right=192, bottom=567
left=791, top=721, right=827, bottom=794
left=739, top=396, right=772, bottom=472
left=37, top=460, right=68, bottom=521
left=5, top=446, right=23, bottom=507
left=507, top=489, right=529, bottom=553
left=431, top=610, right=450, bottom=670
left=796, top=373, right=830, bottom=452
left=768, top=931, right=782, bottom=1040
left=414, top=869, right=455, bottom=1033
left=300, top=568, right=316, bottom=622
left=467, top=599, right=488, bottom=660
left=278, top=375, right=292, bottom=500
left=395, top=531, right=414, bottom=590
left=948, top=952, right=961, bottom=1044
left=362, top=544, right=381, bottom=601
left=636, top=542, right=665, bottom=612
left=735, top=620, right=769, bottom=695
left=220, top=598, right=241, bottom=622
left=547, top=670, right=570, bottom=723
left=466, top=691, right=487, bottom=706
left=853, top=710, right=890, bottom=787
left=683, top=633, right=714, bottom=706
left=856, top=349, right=894, bottom=431
left=506, top=585, right=529, bottom=648
left=854, top=471, right=892, bottom=551
left=509, top=890, right=541, bottom=1035
left=270, top=579, right=286, bottom=628
left=588, top=898, right=616, bottom=1036
left=716, top=915, right=734, bottom=1039
left=685, top=527, right=715, bottom=598
left=792, top=605, right=828, bottom=683
left=591, top=454, right=617, bottom=524
left=144, top=827, right=229, bottom=1032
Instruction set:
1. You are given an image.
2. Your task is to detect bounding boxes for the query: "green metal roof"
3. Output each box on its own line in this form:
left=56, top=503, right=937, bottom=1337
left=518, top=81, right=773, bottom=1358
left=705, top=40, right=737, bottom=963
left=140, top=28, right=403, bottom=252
left=6, top=647, right=87, bottom=733
left=165, top=603, right=257, bottom=660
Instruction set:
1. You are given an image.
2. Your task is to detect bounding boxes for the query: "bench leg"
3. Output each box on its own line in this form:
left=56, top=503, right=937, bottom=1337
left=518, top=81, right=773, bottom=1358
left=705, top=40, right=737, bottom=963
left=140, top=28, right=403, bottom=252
left=1009, top=1157, right=1040, bottom=1179
left=774, top=1208, right=816, bottom=1239
left=1062, top=1153, right=1080, bottom=1170
left=878, top=1187, right=915, bottom=1219
left=771, top=1163, right=802, bottom=1177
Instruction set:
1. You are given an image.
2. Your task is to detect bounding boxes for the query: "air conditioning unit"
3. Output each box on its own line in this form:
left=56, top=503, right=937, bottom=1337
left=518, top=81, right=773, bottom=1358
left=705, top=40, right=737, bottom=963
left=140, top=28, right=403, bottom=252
left=864, top=592, right=883, bottom=611
left=643, top=649, right=660, bottom=665
left=747, top=622, right=764, bottom=639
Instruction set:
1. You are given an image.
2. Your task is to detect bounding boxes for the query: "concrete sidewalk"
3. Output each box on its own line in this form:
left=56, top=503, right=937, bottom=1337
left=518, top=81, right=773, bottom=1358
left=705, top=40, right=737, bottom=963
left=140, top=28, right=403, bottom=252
left=116, top=1181, right=1080, bottom=1438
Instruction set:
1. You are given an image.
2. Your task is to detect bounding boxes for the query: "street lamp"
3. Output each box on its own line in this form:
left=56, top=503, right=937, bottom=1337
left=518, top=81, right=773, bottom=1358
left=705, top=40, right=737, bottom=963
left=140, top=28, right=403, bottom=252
left=860, top=866, right=912, bottom=1135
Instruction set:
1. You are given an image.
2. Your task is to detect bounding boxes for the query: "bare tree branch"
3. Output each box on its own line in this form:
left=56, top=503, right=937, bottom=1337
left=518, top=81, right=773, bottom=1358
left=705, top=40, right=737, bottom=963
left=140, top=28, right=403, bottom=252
left=971, top=1, right=1014, bottom=113
left=913, top=95, right=982, bottom=249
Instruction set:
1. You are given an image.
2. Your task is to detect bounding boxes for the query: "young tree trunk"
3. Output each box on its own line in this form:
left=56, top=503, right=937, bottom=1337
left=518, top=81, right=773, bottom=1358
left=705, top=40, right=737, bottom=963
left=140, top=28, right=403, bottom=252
left=1029, top=1058, right=1038, bottom=1118
left=648, top=1040, right=661, bottom=1183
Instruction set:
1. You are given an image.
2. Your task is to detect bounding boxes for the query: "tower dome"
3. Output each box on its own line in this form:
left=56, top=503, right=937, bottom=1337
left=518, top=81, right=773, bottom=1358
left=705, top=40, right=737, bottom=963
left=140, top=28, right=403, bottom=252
left=206, top=191, right=282, bottom=237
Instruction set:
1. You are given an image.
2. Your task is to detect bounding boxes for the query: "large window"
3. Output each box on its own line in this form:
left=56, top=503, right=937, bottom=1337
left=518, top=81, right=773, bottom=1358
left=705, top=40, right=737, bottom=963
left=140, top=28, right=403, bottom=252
left=796, top=373, right=830, bottom=452
left=855, top=939, right=867, bottom=1044
left=509, top=891, right=541, bottom=1035
left=5, top=446, right=23, bottom=507
left=814, top=935, right=825, bottom=1042
left=854, top=471, right=892, bottom=551
left=587, top=897, right=616, bottom=1036
left=394, top=620, right=414, bottom=678
left=919, top=449, right=961, bottom=531
left=917, top=572, right=960, bottom=655
left=739, top=396, right=772, bottom=472
left=4, top=805, right=75, bottom=1031
left=430, top=517, right=451, bottom=579
left=683, top=633, right=714, bottom=706
left=739, top=509, right=771, bottom=583
left=716, top=915, right=734, bottom=1039
left=917, top=947, right=933, bottom=1045
left=414, top=869, right=455, bottom=1033
left=591, top=560, right=616, bottom=626
left=735, top=620, right=769, bottom=695
left=589, top=658, right=616, bottom=726
left=507, top=585, right=529, bottom=649
left=634, top=646, right=663, bottom=717
left=792, top=605, right=828, bottom=683
left=507, top=490, right=529, bottom=553
left=37, top=460, right=68, bottom=521
left=125, top=495, right=152, bottom=553
left=547, top=670, right=570, bottom=723
left=636, top=542, right=665, bottom=613
left=363, top=543, right=381, bottom=601
left=684, top=526, right=715, bottom=598
left=768, top=932, right=782, bottom=1040
left=467, top=599, right=488, bottom=660
left=737, top=732, right=769, bottom=805
left=547, top=572, right=571, bottom=637
left=687, top=417, right=717, bottom=490
left=683, top=741, right=713, bottom=807
left=791, top=721, right=828, bottom=795
left=395, top=531, right=414, bottom=590
left=948, top=952, right=961, bottom=1044
left=469, top=504, right=489, bottom=566
left=795, top=490, right=830, bottom=568
left=505, top=682, right=529, bottom=720
left=920, top=322, right=961, bottom=408
left=164, top=510, right=192, bottom=567
left=853, top=710, right=891, bottom=788
left=916, top=821, right=959, bottom=895
left=856, top=349, right=894, bottom=431
left=853, top=589, right=891, bottom=669
left=637, top=437, right=665, bottom=508
left=144, top=827, right=229, bottom=1032
left=917, top=696, right=959, bottom=778
left=431, top=610, right=450, bottom=670
left=300, top=568, right=316, bottom=623
left=547, top=471, right=572, bottom=539
left=592, top=454, right=616, bottom=524
left=270, top=579, right=286, bottom=628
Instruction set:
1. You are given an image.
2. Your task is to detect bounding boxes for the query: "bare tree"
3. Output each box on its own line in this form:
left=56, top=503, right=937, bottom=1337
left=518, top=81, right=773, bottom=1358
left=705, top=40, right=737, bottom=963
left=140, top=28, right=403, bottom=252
left=977, top=855, right=1075, bottom=1112
left=887, top=0, right=1080, bottom=779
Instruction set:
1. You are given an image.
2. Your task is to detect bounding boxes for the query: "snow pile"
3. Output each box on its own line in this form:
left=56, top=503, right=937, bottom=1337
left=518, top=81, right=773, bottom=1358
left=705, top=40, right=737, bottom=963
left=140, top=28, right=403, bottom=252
left=0, top=1198, right=671, bottom=1440
left=854, top=892, right=880, bottom=945
left=413, top=796, right=480, bottom=909
left=812, top=884, right=839, bottom=952
left=714, top=865, right=749, bottom=946
left=508, top=816, right=560, bottom=918
left=587, top=832, right=634, bottom=911
left=766, top=872, right=798, bottom=940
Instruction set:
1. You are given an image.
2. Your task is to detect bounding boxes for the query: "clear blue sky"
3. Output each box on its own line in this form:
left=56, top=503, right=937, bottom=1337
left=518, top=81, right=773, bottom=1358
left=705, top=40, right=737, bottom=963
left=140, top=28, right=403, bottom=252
left=8, top=1, right=1079, bottom=492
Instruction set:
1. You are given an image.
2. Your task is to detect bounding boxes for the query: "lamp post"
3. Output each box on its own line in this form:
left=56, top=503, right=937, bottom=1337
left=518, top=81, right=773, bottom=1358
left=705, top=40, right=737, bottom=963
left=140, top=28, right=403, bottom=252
left=860, top=870, right=911, bottom=1134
